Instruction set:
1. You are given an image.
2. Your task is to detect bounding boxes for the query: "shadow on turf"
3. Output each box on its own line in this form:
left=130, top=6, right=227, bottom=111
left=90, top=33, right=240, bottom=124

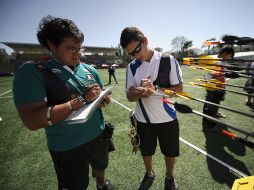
left=202, top=125, right=251, bottom=188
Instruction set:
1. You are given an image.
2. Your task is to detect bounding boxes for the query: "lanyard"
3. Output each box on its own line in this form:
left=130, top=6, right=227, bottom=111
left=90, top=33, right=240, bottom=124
left=46, top=57, right=89, bottom=95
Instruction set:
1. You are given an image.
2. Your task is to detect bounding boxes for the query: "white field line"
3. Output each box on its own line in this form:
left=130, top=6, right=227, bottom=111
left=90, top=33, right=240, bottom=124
left=179, top=137, right=247, bottom=178
left=111, top=98, right=132, bottom=112
left=0, top=96, right=13, bottom=99
left=0, top=90, right=12, bottom=96
left=111, top=98, right=248, bottom=178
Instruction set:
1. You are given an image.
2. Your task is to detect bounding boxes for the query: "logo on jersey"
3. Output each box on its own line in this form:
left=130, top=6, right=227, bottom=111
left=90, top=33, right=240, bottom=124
left=86, top=74, right=93, bottom=80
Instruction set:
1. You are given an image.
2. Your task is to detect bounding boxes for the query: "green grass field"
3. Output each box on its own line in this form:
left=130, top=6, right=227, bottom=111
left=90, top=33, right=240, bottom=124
left=0, top=66, right=253, bottom=190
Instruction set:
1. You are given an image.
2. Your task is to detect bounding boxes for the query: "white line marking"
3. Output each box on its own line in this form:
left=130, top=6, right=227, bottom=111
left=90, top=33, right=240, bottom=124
left=0, top=96, right=13, bottom=99
left=179, top=137, right=247, bottom=178
left=111, top=98, right=132, bottom=112
left=0, top=90, right=12, bottom=96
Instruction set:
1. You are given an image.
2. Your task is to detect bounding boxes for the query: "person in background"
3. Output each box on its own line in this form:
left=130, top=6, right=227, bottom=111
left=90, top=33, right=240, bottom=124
left=107, top=64, right=118, bottom=84
left=120, top=26, right=183, bottom=190
left=12, top=15, right=116, bottom=190
left=202, top=46, right=235, bottom=131
left=244, top=61, right=254, bottom=110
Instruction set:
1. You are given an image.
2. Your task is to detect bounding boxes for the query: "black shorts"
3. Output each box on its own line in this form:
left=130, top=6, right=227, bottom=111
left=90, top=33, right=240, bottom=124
left=137, top=119, right=179, bottom=157
left=49, top=133, right=108, bottom=190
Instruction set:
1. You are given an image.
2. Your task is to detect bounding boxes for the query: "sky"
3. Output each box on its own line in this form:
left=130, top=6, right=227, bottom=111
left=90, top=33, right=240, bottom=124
left=0, top=0, right=254, bottom=54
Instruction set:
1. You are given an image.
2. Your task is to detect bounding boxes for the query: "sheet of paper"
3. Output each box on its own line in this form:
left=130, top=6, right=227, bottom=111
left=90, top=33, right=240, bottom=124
left=65, top=86, right=113, bottom=124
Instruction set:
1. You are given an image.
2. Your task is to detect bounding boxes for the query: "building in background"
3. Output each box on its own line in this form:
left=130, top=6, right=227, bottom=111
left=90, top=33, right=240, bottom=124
left=1, top=42, right=121, bottom=72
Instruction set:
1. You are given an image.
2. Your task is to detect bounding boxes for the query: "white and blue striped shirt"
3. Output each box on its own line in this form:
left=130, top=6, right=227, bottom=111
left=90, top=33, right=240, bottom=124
left=125, top=51, right=183, bottom=123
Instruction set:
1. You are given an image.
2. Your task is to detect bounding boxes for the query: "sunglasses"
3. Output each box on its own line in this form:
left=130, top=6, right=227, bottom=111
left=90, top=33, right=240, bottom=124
left=128, top=41, right=142, bottom=56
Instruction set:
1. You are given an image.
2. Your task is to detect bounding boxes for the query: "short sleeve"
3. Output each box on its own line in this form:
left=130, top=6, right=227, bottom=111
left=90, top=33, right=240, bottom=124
left=125, top=65, right=136, bottom=89
left=93, top=69, right=104, bottom=88
left=88, top=65, right=104, bottom=87
left=169, top=56, right=183, bottom=85
left=13, top=63, right=47, bottom=106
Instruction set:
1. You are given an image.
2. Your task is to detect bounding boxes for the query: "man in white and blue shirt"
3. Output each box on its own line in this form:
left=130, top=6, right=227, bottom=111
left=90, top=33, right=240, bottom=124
left=121, top=26, right=183, bottom=190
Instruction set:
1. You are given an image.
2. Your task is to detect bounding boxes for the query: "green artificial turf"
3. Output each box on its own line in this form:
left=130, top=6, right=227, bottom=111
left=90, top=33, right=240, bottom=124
left=0, top=66, right=253, bottom=190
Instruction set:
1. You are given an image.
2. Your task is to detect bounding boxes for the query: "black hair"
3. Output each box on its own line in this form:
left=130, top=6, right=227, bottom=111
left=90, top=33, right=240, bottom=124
left=120, top=27, right=144, bottom=49
left=37, top=15, right=84, bottom=50
left=218, top=45, right=235, bottom=58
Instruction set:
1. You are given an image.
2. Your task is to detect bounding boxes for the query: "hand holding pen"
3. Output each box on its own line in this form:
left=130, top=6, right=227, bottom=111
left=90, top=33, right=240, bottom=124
left=139, top=78, right=155, bottom=98
left=84, top=84, right=101, bottom=103
left=126, top=76, right=154, bottom=98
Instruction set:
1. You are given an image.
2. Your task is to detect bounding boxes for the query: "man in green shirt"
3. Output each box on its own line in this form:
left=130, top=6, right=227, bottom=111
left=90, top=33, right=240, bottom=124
left=13, top=15, right=116, bottom=190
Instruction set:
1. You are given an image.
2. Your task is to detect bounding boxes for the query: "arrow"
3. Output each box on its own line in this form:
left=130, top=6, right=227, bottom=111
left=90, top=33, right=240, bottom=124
left=183, top=60, right=254, bottom=73
left=160, top=98, right=192, bottom=113
left=183, top=56, right=254, bottom=71
left=161, top=89, right=254, bottom=119
left=188, top=65, right=253, bottom=78
left=189, top=82, right=254, bottom=97
left=160, top=98, right=254, bottom=137
left=183, top=56, right=254, bottom=64
left=196, top=78, right=254, bottom=91
left=193, top=67, right=252, bottom=79
left=222, top=130, right=254, bottom=149
left=183, top=62, right=253, bottom=77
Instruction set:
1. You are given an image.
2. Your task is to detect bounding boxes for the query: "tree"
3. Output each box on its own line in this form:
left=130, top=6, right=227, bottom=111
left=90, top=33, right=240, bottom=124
left=171, top=36, right=193, bottom=58
left=171, top=36, right=188, bottom=52
left=116, top=44, right=132, bottom=67
left=0, top=48, right=10, bottom=71
left=182, top=41, right=193, bottom=56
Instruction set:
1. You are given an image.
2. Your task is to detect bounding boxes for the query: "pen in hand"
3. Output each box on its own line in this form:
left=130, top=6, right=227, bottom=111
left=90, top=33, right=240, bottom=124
left=140, top=75, right=151, bottom=87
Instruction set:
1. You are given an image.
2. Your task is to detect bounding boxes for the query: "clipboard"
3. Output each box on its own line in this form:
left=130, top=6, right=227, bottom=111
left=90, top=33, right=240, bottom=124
left=65, top=86, right=113, bottom=124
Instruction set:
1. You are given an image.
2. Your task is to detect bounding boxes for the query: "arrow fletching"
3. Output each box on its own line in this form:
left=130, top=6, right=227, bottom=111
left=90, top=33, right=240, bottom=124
left=160, top=98, right=174, bottom=105
left=160, top=98, right=193, bottom=113
left=222, top=130, right=237, bottom=139
left=174, top=102, right=193, bottom=113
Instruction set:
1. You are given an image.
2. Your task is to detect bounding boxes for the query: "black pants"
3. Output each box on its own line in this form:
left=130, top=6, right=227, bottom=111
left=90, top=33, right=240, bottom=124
left=202, top=90, right=225, bottom=128
left=108, top=73, right=117, bottom=84
left=49, top=134, right=108, bottom=190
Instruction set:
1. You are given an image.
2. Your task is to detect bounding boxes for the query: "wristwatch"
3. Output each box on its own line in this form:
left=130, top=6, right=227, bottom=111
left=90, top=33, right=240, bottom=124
left=77, top=95, right=87, bottom=104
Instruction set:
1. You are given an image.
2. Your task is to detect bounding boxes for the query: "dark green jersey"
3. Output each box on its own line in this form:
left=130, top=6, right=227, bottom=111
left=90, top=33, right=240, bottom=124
left=13, top=57, right=105, bottom=151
